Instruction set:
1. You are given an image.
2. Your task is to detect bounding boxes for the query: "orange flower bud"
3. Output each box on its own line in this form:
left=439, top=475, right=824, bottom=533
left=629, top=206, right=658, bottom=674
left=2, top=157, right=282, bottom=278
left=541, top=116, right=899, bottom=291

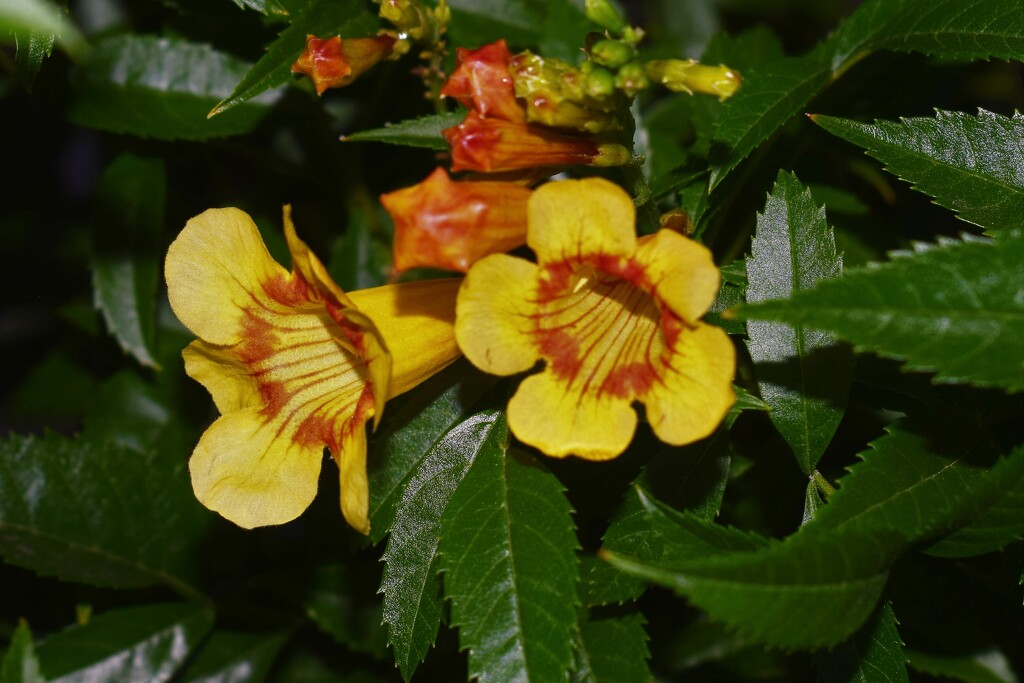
left=440, top=39, right=526, bottom=123
left=442, top=111, right=630, bottom=173
left=381, top=167, right=531, bottom=272
left=292, top=34, right=396, bottom=94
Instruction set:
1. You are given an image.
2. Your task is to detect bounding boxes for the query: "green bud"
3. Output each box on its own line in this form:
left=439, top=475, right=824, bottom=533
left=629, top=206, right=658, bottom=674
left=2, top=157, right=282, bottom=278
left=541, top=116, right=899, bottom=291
left=583, top=67, right=615, bottom=98
left=593, top=142, right=632, bottom=167
left=590, top=39, right=633, bottom=69
left=614, top=61, right=649, bottom=97
left=584, top=0, right=625, bottom=33
left=645, top=59, right=742, bottom=100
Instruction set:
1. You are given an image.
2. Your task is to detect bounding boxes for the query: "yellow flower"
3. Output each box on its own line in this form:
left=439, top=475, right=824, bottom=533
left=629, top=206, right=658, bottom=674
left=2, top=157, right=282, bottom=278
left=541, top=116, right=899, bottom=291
left=165, top=206, right=459, bottom=533
left=455, top=178, right=735, bottom=459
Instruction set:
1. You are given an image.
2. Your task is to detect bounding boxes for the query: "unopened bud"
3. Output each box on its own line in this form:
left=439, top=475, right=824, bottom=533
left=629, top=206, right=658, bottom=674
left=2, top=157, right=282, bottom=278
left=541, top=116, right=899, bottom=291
left=592, top=143, right=632, bottom=167
left=583, top=67, right=615, bottom=98
left=584, top=0, right=625, bottom=33
left=614, top=61, right=649, bottom=97
left=590, top=39, right=634, bottom=69
left=645, top=59, right=742, bottom=100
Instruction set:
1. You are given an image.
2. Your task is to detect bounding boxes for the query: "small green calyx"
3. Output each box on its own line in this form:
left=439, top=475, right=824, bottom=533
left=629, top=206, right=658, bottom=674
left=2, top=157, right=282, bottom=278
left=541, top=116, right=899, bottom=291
left=590, top=39, right=634, bottom=69
left=584, top=0, right=625, bottom=33
left=509, top=51, right=621, bottom=133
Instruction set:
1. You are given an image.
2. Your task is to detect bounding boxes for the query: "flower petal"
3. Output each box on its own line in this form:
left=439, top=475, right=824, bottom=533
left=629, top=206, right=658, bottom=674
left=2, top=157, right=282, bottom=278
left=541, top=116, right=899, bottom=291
left=283, top=205, right=355, bottom=310
left=335, top=412, right=370, bottom=534
left=189, top=408, right=323, bottom=529
left=634, top=229, right=721, bottom=323
left=166, top=207, right=287, bottom=346
left=527, top=177, right=636, bottom=265
left=645, top=321, right=736, bottom=445
left=455, top=254, right=538, bottom=376
left=507, top=372, right=636, bottom=459
left=183, top=340, right=260, bottom=414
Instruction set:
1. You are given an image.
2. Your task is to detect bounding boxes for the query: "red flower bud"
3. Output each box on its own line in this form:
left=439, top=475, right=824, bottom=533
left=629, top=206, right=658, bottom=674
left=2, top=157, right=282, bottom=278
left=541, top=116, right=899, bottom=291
left=381, top=167, right=532, bottom=272
left=440, top=39, right=526, bottom=123
left=292, top=34, right=396, bottom=94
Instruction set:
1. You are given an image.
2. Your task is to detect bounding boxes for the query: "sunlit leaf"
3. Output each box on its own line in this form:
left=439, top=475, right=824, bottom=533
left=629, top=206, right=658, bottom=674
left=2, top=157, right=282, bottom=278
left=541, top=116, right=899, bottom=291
left=440, top=426, right=579, bottom=683
left=345, top=112, right=464, bottom=150
left=906, top=647, right=1019, bottom=683
left=381, top=411, right=504, bottom=681
left=210, top=0, right=377, bottom=115
left=227, top=0, right=286, bottom=14
left=738, top=231, right=1024, bottom=392
left=745, top=171, right=851, bottom=473
left=69, top=35, right=276, bottom=140
left=813, top=110, right=1024, bottom=234
left=34, top=603, right=213, bottom=683
left=0, top=0, right=87, bottom=60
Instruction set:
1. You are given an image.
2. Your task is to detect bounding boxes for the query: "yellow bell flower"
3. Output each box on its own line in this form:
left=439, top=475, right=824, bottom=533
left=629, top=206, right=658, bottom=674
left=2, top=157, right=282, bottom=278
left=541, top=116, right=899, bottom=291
left=455, top=178, right=735, bottom=459
left=165, top=206, right=459, bottom=534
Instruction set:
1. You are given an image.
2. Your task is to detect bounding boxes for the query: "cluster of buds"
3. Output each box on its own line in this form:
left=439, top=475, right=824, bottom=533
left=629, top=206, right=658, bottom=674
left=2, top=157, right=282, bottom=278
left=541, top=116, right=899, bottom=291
left=375, top=1, right=743, bottom=276
left=291, top=0, right=450, bottom=95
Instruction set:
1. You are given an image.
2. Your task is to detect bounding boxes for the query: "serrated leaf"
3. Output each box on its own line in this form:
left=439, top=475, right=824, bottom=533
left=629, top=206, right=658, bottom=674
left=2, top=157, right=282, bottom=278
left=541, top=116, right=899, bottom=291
left=571, top=608, right=650, bottom=683
left=588, top=444, right=764, bottom=606
left=602, top=527, right=900, bottom=650
left=210, top=0, right=377, bottom=115
left=92, top=153, right=164, bottom=368
left=812, top=603, right=910, bottom=683
left=380, top=411, right=504, bottom=681
left=367, top=361, right=495, bottom=542
left=831, top=0, right=1024, bottom=69
left=906, top=647, right=1019, bottom=683
left=0, top=0, right=87, bottom=60
left=177, top=630, right=290, bottom=683
left=745, top=171, right=852, bottom=473
left=0, top=406, right=211, bottom=598
left=345, top=112, right=465, bottom=151
left=68, top=35, right=276, bottom=140
left=1, top=622, right=44, bottom=683
left=813, top=110, right=1024, bottom=235
left=737, top=230, right=1024, bottom=392
left=709, top=44, right=832, bottom=188
left=34, top=603, right=213, bottom=683
left=923, top=443, right=1024, bottom=558
left=440, top=424, right=579, bottom=683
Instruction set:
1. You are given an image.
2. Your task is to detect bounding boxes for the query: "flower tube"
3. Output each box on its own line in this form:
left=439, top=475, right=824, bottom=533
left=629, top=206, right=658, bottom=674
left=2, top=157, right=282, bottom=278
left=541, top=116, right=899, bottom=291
left=456, top=178, right=735, bottom=459
left=166, top=206, right=459, bottom=533
left=440, top=39, right=526, bottom=123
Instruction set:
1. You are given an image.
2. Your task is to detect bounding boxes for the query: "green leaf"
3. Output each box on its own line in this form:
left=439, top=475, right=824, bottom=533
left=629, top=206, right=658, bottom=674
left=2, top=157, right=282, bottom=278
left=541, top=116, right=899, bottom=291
left=304, top=565, right=388, bottom=660
left=1, top=622, right=44, bottom=683
left=831, top=0, right=1024, bottom=69
left=368, top=361, right=495, bottom=543
left=813, top=110, right=1024, bottom=235
left=177, top=630, right=290, bottom=683
left=709, top=44, right=832, bottom=188
left=571, top=608, right=650, bottom=683
left=812, top=603, right=910, bottom=683
left=446, top=0, right=545, bottom=50
left=227, top=0, right=286, bottom=14
left=737, top=230, right=1024, bottom=392
left=210, top=0, right=378, bottom=115
left=34, top=603, right=213, bottom=682
left=13, top=26, right=55, bottom=91
left=745, top=171, right=852, bottom=473
left=380, top=411, right=504, bottom=681
left=906, top=647, right=1019, bottom=683
left=0, top=0, right=87, bottom=60
left=923, top=443, right=1024, bottom=558
left=440, top=423, right=579, bottom=683
left=92, top=153, right=164, bottom=368
left=68, top=34, right=276, bottom=140
left=344, top=113, right=465, bottom=151
left=602, top=527, right=900, bottom=650
left=0, top=392, right=211, bottom=599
